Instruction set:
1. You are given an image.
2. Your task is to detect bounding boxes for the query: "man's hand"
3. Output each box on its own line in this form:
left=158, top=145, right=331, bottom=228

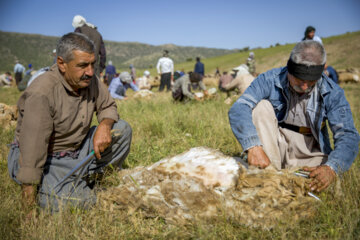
left=303, top=165, right=336, bottom=192
left=22, top=184, right=37, bottom=207
left=203, top=90, right=209, bottom=96
left=93, top=118, right=115, bottom=159
left=247, top=146, right=271, bottom=169
left=21, top=184, right=37, bottom=221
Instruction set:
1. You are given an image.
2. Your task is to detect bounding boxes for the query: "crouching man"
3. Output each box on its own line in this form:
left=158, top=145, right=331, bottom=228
left=172, top=72, right=208, bottom=102
left=229, top=40, right=359, bottom=192
left=8, top=32, right=132, bottom=211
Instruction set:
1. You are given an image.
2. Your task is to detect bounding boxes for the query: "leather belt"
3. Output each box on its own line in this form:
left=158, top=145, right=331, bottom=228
left=278, top=122, right=325, bottom=135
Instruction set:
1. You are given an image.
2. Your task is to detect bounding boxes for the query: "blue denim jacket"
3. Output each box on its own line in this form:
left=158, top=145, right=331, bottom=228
left=228, top=67, right=359, bottom=174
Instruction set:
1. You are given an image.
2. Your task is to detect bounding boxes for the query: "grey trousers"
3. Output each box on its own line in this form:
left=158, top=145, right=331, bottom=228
left=8, top=120, right=132, bottom=210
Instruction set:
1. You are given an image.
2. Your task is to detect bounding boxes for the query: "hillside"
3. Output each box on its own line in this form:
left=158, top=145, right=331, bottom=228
left=171, top=31, right=360, bottom=76
left=0, top=31, right=236, bottom=72
left=1, top=30, right=359, bottom=76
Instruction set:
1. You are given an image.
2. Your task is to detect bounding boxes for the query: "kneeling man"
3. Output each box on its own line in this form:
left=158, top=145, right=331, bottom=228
left=8, top=32, right=132, bottom=210
left=229, top=40, right=359, bottom=192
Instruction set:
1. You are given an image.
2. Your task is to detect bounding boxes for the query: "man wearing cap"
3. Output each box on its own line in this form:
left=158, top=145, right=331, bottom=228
left=156, top=50, right=174, bottom=92
left=229, top=40, right=359, bottom=192
left=108, top=71, right=139, bottom=100
left=72, top=15, right=106, bottom=78
left=8, top=32, right=132, bottom=211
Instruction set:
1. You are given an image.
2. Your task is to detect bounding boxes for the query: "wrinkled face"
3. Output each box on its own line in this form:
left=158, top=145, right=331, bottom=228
left=58, top=50, right=95, bottom=92
left=307, top=30, right=315, bottom=39
left=288, top=73, right=317, bottom=94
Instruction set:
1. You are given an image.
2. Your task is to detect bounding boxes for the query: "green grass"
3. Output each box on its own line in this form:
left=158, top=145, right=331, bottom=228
left=0, top=82, right=359, bottom=239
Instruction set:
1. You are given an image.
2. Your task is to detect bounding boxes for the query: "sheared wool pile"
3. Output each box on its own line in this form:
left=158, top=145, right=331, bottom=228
left=133, top=90, right=155, bottom=99
left=0, top=103, right=18, bottom=129
left=98, top=147, right=316, bottom=229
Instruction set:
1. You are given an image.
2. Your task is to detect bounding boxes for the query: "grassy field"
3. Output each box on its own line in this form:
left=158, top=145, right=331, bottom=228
left=0, top=80, right=359, bottom=239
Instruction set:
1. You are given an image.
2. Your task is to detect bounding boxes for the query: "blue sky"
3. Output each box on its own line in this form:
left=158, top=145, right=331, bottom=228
left=0, top=0, right=359, bottom=49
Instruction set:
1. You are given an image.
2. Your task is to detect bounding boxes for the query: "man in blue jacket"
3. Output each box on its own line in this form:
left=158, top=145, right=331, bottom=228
left=229, top=40, right=359, bottom=192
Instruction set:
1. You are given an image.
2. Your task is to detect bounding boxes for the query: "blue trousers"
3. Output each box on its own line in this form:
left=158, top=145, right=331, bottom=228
left=8, top=120, right=132, bottom=210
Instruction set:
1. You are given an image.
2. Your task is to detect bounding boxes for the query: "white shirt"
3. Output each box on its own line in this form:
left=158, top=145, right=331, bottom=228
left=156, top=57, right=174, bottom=74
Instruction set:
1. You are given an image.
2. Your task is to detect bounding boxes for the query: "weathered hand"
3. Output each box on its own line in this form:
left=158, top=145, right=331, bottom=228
left=247, top=146, right=271, bottom=169
left=303, top=165, right=336, bottom=192
left=22, top=184, right=36, bottom=207
left=93, top=119, right=114, bottom=159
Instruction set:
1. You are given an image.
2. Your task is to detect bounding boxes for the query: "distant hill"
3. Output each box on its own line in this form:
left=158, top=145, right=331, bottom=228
left=171, top=31, right=360, bottom=76
left=0, top=31, right=237, bottom=72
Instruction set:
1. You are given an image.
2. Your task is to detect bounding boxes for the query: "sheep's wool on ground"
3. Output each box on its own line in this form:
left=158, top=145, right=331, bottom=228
left=98, top=147, right=316, bottom=228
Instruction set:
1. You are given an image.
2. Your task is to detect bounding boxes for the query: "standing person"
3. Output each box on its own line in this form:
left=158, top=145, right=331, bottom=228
left=302, top=26, right=322, bottom=44
left=108, top=71, right=139, bottom=100
left=105, top=60, right=116, bottom=86
left=194, top=57, right=205, bottom=77
left=129, top=64, right=136, bottom=83
left=156, top=50, right=174, bottom=92
left=229, top=40, right=359, bottom=192
left=52, top=49, right=57, bottom=64
left=14, top=60, right=25, bottom=86
left=172, top=72, right=208, bottom=102
left=8, top=32, right=132, bottom=211
left=215, top=67, right=221, bottom=78
left=246, top=52, right=256, bottom=77
left=72, top=15, right=106, bottom=78
left=193, top=57, right=205, bottom=90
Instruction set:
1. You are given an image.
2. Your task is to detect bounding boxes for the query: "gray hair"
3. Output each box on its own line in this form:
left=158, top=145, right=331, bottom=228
left=290, top=40, right=326, bottom=66
left=56, top=32, right=95, bottom=63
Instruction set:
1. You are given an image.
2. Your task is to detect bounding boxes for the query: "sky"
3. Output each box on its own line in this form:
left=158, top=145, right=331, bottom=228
left=0, top=0, right=359, bottom=50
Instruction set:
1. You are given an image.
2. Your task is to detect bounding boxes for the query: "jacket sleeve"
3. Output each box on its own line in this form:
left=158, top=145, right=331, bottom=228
left=96, top=78, right=119, bottom=122
left=228, top=73, right=272, bottom=151
left=325, top=88, right=360, bottom=174
left=17, top=93, right=53, bottom=184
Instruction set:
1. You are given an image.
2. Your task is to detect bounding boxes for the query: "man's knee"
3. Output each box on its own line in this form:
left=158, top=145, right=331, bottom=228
left=252, top=100, right=276, bottom=125
left=113, top=120, right=132, bottom=138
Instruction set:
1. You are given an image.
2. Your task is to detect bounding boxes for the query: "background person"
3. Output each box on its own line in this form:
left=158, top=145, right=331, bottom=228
left=73, top=15, right=106, bottom=78
left=246, top=52, right=256, bottom=76
left=108, top=71, right=139, bottom=100
left=172, top=72, right=208, bottom=102
left=14, top=60, right=25, bottom=86
left=156, top=50, right=174, bottom=92
left=105, top=60, right=116, bottom=86
left=136, top=70, right=152, bottom=90
left=302, top=26, right=322, bottom=44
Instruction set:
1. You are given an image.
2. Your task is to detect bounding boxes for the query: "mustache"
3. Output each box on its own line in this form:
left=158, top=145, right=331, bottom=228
left=80, top=74, right=92, bottom=80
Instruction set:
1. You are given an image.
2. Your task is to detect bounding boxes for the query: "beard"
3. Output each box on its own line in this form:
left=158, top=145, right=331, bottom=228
left=290, top=84, right=314, bottom=94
